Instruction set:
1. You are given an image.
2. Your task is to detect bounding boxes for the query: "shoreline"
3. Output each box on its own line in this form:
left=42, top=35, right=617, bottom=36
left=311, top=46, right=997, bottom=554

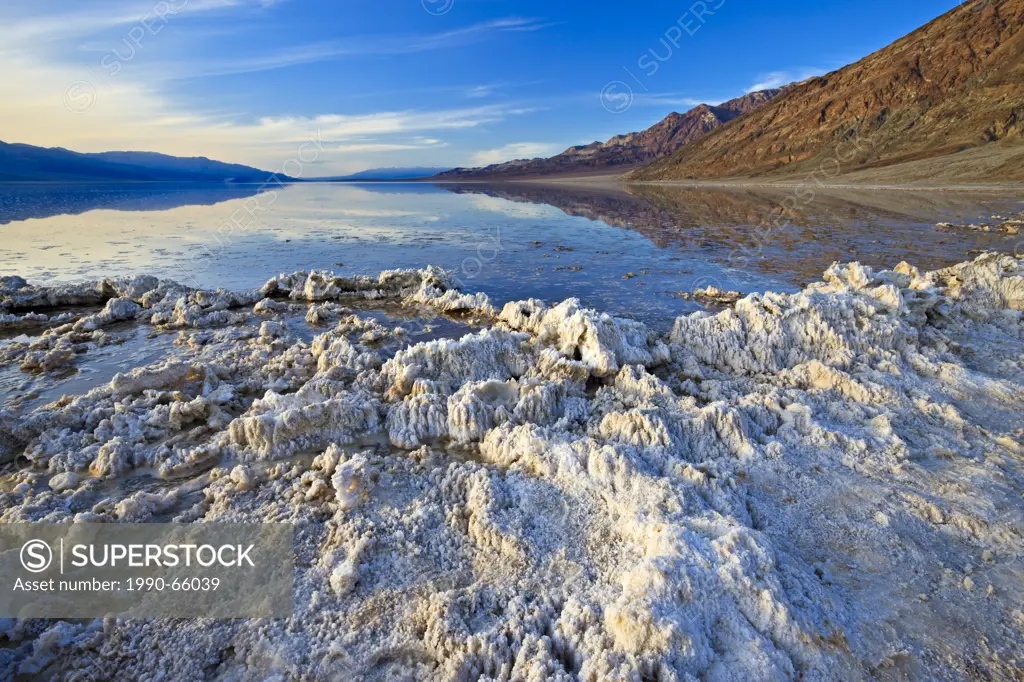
left=428, top=173, right=1024, bottom=193
left=3, top=177, right=1023, bottom=192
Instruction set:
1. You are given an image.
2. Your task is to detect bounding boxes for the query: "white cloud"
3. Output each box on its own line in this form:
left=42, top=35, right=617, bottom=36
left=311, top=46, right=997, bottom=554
left=261, top=105, right=519, bottom=142
left=466, top=85, right=495, bottom=99
left=158, top=18, right=553, bottom=78
left=0, top=0, right=278, bottom=44
left=470, top=142, right=561, bottom=167
left=631, top=93, right=717, bottom=108
left=746, top=69, right=822, bottom=92
left=335, top=140, right=449, bottom=153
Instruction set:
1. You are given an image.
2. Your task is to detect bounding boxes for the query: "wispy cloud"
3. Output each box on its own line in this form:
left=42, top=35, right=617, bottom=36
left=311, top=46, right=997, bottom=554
left=631, top=93, right=718, bottom=109
left=173, top=18, right=553, bottom=78
left=470, top=142, right=561, bottom=167
left=466, top=85, right=496, bottom=99
left=0, top=0, right=280, bottom=45
left=746, top=69, right=821, bottom=92
left=260, top=104, right=523, bottom=142
left=0, top=6, right=551, bottom=81
left=335, top=139, right=449, bottom=153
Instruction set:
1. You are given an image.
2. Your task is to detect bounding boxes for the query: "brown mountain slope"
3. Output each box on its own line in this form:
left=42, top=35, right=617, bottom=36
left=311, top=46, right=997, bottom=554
left=630, top=0, right=1024, bottom=183
left=433, top=89, right=781, bottom=180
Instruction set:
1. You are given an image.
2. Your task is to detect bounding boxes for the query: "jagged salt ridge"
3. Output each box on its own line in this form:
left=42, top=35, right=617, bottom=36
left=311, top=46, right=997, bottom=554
left=0, top=254, right=1022, bottom=681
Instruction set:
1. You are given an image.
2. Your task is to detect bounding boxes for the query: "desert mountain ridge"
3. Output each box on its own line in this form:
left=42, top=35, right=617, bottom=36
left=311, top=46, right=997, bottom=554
left=630, top=0, right=1024, bottom=183
left=433, top=89, right=783, bottom=180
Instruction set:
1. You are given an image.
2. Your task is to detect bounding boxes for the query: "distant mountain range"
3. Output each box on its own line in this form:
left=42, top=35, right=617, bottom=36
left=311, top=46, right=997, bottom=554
left=329, top=167, right=453, bottom=181
left=433, top=89, right=783, bottom=180
left=0, top=142, right=455, bottom=184
left=631, top=0, right=1024, bottom=183
left=0, top=141, right=288, bottom=183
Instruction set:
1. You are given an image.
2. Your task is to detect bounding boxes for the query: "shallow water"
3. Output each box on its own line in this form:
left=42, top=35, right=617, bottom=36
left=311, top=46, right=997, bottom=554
left=1, top=182, right=1022, bottom=328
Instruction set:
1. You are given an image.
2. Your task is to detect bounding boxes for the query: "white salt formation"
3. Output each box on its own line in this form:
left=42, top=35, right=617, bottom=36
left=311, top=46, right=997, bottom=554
left=0, top=254, right=1022, bottom=681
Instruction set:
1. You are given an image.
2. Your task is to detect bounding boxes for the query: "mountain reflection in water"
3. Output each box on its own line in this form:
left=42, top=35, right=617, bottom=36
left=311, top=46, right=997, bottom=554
left=442, top=182, right=1024, bottom=284
left=1, top=180, right=1020, bottom=327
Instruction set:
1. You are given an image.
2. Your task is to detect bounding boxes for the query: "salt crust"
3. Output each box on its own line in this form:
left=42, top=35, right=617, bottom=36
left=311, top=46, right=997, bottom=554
left=1, top=254, right=1023, bottom=680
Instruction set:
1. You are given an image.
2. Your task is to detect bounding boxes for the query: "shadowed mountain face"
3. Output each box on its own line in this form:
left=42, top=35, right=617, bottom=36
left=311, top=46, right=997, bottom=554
left=0, top=141, right=281, bottom=183
left=631, top=0, right=1024, bottom=183
left=433, top=89, right=782, bottom=180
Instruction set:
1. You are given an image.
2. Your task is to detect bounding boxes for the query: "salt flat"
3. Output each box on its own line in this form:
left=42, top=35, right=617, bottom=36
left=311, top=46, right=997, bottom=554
left=1, top=250, right=1022, bottom=680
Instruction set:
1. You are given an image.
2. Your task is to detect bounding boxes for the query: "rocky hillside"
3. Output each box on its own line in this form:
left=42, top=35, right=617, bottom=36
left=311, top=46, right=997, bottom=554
left=434, top=89, right=781, bottom=180
left=630, top=0, right=1024, bottom=182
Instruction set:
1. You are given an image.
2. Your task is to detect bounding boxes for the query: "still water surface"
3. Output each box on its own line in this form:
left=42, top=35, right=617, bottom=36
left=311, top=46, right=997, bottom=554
left=1, top=181, right=1021, bottom=326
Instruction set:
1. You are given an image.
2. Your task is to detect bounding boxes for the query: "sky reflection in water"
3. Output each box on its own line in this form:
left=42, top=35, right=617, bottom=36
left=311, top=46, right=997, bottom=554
left=1, top=181, right=1021, bottom=328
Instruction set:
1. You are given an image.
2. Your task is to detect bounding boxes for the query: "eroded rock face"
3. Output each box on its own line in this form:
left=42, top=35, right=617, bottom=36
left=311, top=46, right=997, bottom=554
left=433, top=88, right=784, bottom=180
left=630, top=0, right=1024, bottom=184
left=1, top=253, right=1023, bottom=681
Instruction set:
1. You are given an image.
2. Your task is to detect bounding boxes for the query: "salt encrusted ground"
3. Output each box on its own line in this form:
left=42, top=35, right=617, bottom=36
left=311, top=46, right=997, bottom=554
left=0, top=254, right=1022, bottom=681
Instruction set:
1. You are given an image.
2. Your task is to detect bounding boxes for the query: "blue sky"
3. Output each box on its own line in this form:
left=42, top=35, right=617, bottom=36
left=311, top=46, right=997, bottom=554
left=0, top=0, right=963, bottom=175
